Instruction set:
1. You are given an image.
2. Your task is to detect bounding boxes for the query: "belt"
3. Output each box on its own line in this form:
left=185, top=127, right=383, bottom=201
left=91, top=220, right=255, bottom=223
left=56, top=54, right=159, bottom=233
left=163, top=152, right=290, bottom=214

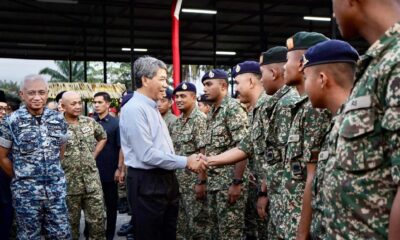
left=128, top=167, right=174, bottom=175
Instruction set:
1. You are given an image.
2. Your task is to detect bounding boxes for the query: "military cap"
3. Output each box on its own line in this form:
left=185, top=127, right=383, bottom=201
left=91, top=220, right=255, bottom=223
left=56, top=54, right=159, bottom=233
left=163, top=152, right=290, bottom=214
left=260, top=46, right=288, bottom=66
left=303, top=40, right=359, bottom=69
left=164, top=88, right=173, bottom=100
left=201, top=69, right=229, bottom=83
left=55, top=91, right=66, bottom=103
left=286, top=31, right=329, bottom=52
left=197, top=94, right=209, bottom=102
left=173, top=82, right=197, bottom=95
left=0, top=90, right=6, bottom=103
left=232, top=61, right=261, bottom=78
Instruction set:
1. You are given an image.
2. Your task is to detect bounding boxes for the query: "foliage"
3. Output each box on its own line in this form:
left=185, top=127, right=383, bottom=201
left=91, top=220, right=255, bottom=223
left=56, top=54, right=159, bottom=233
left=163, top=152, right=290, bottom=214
left=0, top=79, right=20, bottom=95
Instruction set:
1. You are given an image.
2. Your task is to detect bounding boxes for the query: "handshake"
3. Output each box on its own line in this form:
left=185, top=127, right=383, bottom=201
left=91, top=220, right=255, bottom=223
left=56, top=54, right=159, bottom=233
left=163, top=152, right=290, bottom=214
left=186, top=153, right=209, bottom=173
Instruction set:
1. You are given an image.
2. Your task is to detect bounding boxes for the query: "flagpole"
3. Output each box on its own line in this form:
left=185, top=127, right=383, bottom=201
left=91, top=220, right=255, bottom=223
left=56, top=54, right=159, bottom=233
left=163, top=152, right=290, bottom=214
left=171, top=0, right=182, bottom=115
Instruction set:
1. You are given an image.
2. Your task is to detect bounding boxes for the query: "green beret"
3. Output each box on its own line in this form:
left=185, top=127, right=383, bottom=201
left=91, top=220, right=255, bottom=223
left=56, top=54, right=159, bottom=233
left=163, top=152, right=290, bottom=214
left=260, top=46, right=288, bottom=66
left=286, top=31, right=329, bottom=52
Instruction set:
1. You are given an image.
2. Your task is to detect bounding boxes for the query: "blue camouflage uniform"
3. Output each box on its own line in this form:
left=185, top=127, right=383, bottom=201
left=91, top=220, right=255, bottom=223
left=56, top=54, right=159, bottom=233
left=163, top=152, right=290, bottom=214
left=0, top=106, right=71, bottom=240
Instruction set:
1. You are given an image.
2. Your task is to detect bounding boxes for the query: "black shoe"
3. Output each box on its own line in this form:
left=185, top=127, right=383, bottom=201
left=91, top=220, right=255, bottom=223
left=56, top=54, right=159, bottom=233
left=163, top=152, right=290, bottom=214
left=117, top=224, right=133, bottom=236
left=126, top=233, right=135, bottom=240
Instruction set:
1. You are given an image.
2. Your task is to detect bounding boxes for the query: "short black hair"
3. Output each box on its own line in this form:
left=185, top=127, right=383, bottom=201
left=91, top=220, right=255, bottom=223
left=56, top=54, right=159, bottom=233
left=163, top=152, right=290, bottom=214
left=94, top=92, right=111, bottom=102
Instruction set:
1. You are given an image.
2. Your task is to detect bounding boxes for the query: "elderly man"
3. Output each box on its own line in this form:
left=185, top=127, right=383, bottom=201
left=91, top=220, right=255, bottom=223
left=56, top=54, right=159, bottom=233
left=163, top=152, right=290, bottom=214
left=0, top=75, right=71, bottom=239
left=61, top=91, right=107, bottom=240
left=120, top=56, right=206, bottom=240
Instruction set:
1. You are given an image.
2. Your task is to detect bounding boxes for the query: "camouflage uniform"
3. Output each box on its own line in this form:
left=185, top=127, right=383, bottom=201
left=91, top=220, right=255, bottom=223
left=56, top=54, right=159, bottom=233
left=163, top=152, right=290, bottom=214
left=238, top=92, right=270, bottom=240
left=205, top=95, right=248, bottom=240
left=0, top=106, right=71, bottom=239
left=280, top=97, right=331, bottom=239
left=62, top=116, right=107, bottom=240
left=169, top=107, right=209, bottom=240
left=260, top=85, right=300, bottom=239
left=323, top=22, right=400, bottom=239
left=310, top=111, right=342, bottom=240
left=163, top=110, right=177, bottom=129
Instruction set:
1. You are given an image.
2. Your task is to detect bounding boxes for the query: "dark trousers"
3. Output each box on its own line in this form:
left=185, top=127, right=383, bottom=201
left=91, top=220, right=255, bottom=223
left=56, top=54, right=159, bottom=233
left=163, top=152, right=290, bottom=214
left=127, top=167, right=179, bottom=240
left=101, top=181, right=118, bottom=239
left=0, top=202, right=13, bottom=239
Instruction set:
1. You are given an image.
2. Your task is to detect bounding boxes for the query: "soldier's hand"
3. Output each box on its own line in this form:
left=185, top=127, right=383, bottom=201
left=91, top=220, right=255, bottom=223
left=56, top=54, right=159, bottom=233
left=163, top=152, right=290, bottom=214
left=186, top=154, right=206, bottom=173
left=118, top=170, right=125, bottom=184
left=114, top=169, right=121, bottom=182
left=228, top=184, right=241, bottom=204
left=195, top=184, right=207, bottom=200
left=257, top=196, right=269, bottom=220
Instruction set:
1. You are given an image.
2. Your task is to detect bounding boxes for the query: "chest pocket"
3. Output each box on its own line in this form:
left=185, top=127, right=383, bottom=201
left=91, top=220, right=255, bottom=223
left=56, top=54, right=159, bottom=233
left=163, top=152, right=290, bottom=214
left=211, top=125, right=230, bottom=148
left=337, top=95, right=384, bottom=172
left=179, top=134, right=196, bottom=155
left=18, top=132, right=40, bottom=154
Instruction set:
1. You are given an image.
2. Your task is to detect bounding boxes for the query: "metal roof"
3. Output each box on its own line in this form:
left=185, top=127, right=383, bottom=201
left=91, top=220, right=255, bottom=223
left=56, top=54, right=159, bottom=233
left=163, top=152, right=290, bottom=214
left=0, top=0, right=368, bottom=65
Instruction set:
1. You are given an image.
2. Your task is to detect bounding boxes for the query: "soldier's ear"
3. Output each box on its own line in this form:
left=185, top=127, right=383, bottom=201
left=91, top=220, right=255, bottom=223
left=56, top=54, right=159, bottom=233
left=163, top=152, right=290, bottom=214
left=319, top=72, right=328, bottom=89
left=271, top=68, right=278, bottom=81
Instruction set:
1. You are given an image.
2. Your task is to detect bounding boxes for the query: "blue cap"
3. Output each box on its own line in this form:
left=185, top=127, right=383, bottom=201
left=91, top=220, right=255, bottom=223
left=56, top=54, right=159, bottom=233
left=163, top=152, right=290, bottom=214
left=165, top=88, right=173, bottom=100
left=197, top=94, right=209, bottom=103
left=232, top=61, right=261, bottom=78
left=201, top=69, right=229, bottom=83
left=173, top=82, right=197, bottom=95
left=121, top=93, right=133, bottom=107
left=303, top=40, right=359, bottom=69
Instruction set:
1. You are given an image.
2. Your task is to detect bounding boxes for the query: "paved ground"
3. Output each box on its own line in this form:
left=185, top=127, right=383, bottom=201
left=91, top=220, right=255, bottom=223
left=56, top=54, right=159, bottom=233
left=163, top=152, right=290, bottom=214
left=79, top=212, right=131, bottom=240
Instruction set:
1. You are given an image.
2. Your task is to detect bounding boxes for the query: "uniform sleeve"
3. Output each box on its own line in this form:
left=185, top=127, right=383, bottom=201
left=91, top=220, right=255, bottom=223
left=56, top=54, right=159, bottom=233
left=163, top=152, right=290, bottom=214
left=302, top=106, right=331, bottom=163
left=382, top=64, right=400, bottom=186
left=227, top=103, right=248, bottom=144
left=238, top=131, right=253, bottom=157
left=0, top=118, right=13, bottom=149
left=59, top=116, right=69, bottom=144
left=194, top=114, right=207, bottom=149
left=93, top=120, right=107, bottom=141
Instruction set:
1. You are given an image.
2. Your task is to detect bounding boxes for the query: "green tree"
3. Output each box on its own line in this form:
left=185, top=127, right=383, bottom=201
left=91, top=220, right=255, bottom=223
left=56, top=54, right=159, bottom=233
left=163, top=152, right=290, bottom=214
left=0, top=79, right=20, bottom=95
left=39, top=60, right=104, bottom=83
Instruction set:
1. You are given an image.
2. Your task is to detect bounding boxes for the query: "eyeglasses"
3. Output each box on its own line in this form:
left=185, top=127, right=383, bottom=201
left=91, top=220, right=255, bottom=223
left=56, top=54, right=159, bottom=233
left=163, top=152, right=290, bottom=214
left=0, top=107, right=8, bottom=112
left=25, top=90, right=48, bottom=97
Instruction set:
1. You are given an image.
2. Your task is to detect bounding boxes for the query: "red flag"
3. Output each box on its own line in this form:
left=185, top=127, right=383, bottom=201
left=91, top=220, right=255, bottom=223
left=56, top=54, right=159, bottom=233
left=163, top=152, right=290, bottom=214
left=171, top=0, right=182, bottom=116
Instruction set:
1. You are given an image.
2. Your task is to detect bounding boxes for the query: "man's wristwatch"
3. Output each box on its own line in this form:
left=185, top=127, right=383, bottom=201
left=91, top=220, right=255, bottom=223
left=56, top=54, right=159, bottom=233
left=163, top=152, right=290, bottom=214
left=231, top=178, right=244, bottom=185
left=195, top=179, right=207, bottom=185
left=257, top=190, right=268, bottom=197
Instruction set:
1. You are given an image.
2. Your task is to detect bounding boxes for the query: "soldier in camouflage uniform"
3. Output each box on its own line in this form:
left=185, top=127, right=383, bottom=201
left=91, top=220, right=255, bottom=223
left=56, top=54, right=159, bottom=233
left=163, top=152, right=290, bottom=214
left=256, top=47, right=301, bottom=240
left=168, top=82, right=209, bottom=240
left=158, top=88, right=177, bottom=129
left=205, top=62, right=269, bottom=240
left=323, top=1, right=400, bottom=238
left=301, top=40, right=359, bottom=240
left=200, top=69, right=248, bottom=240
left=61, top=91, right=107, bottom=240
left=278, top=32, right=330, bottom=240
left=0, top=75, right=71, bottom=239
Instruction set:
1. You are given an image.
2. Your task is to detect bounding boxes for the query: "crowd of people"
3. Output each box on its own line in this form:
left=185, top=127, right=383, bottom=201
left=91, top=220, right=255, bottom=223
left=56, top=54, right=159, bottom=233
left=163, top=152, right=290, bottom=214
left=0, top=0, right=399, bottom=240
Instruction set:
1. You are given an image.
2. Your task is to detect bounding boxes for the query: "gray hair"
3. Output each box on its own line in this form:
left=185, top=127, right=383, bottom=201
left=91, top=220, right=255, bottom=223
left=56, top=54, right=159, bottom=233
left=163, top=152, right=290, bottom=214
left=20, top=74, right=48, bottom=91
left=134, top=56, right=167, bottom=88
